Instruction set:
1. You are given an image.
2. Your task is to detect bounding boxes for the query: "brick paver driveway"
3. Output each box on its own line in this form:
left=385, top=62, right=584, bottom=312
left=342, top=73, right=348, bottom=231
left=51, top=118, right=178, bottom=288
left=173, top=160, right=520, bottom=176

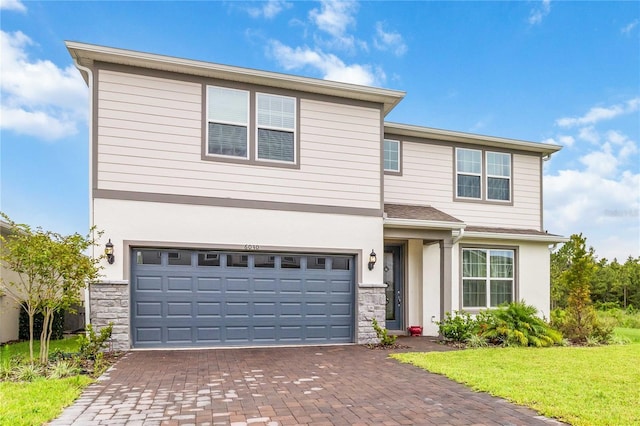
left=51, top=338, right=562, bottom=426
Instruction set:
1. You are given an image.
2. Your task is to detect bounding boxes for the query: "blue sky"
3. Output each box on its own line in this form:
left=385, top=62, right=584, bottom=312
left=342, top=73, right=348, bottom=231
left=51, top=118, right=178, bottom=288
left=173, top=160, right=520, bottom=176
left=1, top=0, right=638, bottom=261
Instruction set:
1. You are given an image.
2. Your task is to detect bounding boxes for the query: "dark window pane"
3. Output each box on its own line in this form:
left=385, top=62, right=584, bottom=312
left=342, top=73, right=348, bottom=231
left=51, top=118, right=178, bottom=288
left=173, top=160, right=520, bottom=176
left=457, top=174, right=481, bottom=198
left=307, top=256, right=327, bottom=270
left=257, top=128, right=294, bottom=162
left=136, top=250, right=161, bottom=265
left=490, top=280, right=513, bottom=307
left=281, top=256, right=301, bottom=269
left=463, top=279, right=486, bottom=307
left=228, top=254, right=248, bottom=267
left=488, top=177, right=510, bottom=200
left=167, top=251, right=191, bottom=266
left=331, top=257, right=350, bottom=270
left=254, top=255, right=275, bottom=268
left=198, top=252, right=220, bottom=267
left=208, top=122, right=247, bottom=157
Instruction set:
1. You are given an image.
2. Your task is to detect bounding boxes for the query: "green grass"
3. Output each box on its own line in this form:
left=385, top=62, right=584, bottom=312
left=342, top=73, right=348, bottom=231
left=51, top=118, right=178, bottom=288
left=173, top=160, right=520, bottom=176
left=0, top=375, right=92, bottom=426
left=392, top=345, right=640, bottom=426
left=0, top=336, right=91, bottom=426
left=615, top=327, right=640, bottom=343
left=1, top=336, right=81, bottom=363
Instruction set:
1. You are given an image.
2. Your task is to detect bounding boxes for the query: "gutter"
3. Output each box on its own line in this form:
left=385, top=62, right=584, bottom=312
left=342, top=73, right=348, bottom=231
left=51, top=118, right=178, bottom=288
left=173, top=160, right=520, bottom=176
left=74, top=59, right=94, bottom=329
left=463, top=230, right=569, bottom=243
left=383, top=217, right=466, bottom=230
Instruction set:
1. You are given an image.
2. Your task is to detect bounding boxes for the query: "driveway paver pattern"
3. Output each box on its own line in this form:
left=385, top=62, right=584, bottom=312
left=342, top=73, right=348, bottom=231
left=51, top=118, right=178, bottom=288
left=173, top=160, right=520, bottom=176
left=50, top=338, right=563, bottom=426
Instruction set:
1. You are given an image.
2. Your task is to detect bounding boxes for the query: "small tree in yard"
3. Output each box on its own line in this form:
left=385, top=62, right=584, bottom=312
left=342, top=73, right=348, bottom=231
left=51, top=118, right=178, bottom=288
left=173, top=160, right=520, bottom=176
left=560, top=234, right=598, bottom=342
left=0, top=213, right=102, bottom=363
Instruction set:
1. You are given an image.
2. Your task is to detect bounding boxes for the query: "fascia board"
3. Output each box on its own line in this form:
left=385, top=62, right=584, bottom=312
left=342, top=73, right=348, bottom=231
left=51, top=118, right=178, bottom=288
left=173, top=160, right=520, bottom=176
left=66, top=41, right=405, bottom=115
left=384, top=122, right=562, bottom=155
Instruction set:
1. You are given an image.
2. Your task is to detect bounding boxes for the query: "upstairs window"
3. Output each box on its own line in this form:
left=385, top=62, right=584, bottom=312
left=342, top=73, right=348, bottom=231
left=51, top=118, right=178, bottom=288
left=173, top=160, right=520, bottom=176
left=486, top=152, right=511, bottom=201
left=384, top=139, right=400, bottom=173
left=456, top=148, right=482, bottom=199
left=257, top=93, right=296, bottom=163
left=206, top=86, right=249, bottom=158
left=455, top=148, right=512, bottom=202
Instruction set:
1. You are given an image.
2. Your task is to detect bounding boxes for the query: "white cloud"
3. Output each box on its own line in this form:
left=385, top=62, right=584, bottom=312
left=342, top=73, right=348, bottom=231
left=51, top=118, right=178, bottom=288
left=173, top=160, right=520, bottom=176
left=544, top=128, right=640, bottom=259
left=528, top=0, right=551, bottom=25
left=266, top=40, right=384, bottom=86
left=246, top=0, right=291, bottom=19
left=556, top=97, right=640, bottom=127
left=309, top=0, right=357, bottom=39
left=0, top=30, right=87, bottom=141
left=578, top=126, right=600, bottom=144
left=0, top=0, right=26, bottom=12
left=621, top=19, right=639, bottom=35
left=557, top=135, right=575, bottom=147
left=308, top=0, right=362, bottom=51
left=373, top=22, right=407, bottom=57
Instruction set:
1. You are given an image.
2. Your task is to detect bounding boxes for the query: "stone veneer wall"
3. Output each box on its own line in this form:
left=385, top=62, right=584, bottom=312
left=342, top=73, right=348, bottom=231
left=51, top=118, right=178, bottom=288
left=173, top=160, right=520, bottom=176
left=89, top=280, right=130, bottom=351
left=357, top=284, right=387, bottom=344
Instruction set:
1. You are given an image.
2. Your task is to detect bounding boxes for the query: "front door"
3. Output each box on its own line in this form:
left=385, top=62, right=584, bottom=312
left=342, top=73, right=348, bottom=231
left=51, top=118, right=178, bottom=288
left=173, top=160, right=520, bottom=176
left=383, top=245, right=403, bottom=331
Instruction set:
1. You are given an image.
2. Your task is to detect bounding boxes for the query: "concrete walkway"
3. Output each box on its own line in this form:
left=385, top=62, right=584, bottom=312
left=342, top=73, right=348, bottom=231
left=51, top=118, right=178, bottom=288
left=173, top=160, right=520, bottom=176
left=50, top=338, right=563, bottom=425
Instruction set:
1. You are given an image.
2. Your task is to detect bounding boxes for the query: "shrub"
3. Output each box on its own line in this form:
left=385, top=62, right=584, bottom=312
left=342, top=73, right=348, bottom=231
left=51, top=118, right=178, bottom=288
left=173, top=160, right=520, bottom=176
left=371, top=318, right=397, bottom=346
left=481, top=301, right=562, bottom=347
left=437, top=311, right=477, bottom=342
left=465, top=334, right=488, bottom=348
left=49, top=360, right=81, bottom=379
left=78, top=323, right=113, bottom=360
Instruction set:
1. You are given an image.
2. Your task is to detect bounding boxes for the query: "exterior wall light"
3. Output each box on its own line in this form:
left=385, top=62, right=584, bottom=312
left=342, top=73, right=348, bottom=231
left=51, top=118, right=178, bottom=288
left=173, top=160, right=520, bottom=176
left=105, top=239, right=115, bottom=264
left=368, top=250, right=377, bottom=271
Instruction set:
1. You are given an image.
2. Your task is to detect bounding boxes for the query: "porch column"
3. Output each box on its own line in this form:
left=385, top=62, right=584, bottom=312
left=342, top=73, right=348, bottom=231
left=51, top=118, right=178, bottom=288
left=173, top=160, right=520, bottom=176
left=439, top=239, right=454, bottom=320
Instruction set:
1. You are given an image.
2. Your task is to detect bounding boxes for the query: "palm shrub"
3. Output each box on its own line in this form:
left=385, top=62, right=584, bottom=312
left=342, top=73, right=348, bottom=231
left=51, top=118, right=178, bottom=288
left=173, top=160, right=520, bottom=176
left=481, top=301, right=562, bottom=347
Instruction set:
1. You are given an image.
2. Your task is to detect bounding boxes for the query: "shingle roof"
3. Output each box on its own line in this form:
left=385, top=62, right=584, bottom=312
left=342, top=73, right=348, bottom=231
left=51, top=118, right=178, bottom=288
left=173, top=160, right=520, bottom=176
left=384, top=204, right=463, bottom=223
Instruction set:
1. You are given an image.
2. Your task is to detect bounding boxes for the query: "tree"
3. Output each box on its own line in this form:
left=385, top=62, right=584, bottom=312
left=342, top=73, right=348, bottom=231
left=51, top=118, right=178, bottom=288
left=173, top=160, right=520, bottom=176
left=550, top=234, right=597, bottom=309
left=559, top=233, right=598, bottom=341
left=0, top=213, right=102, bottom=363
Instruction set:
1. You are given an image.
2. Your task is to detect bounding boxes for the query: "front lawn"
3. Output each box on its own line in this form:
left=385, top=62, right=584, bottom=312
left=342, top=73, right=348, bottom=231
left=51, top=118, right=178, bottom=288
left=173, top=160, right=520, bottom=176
left=0, top=336, right=94, bottom=426
left=0, top=375, right=92, bottom=426
left=615, top=327, right=640, bottom=343
left=392, top=344, right=640, bottom=426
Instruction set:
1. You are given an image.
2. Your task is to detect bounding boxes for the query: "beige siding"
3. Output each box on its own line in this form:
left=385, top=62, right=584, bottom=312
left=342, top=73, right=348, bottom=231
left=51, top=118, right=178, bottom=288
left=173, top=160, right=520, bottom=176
left=96, top=70, right=381, bottom=210
left=384, top=141, right=541, bottom=229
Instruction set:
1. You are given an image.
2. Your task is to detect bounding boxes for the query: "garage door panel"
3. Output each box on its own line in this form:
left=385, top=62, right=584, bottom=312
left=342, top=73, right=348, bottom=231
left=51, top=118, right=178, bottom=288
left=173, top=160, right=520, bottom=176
left=167, top=277, right=192, bottom=292
left=131, top=250, right=354, bottom=348
left=136, top=327, right=162, bottom=343
left=136, top=276, right=162, bottom=291
left=226, top=278, right=250, bottom=293
left=136, top=301, right=163, bottom=317
left=254, top=278, right=277, bottom=293
left=167, top=327, right=192, bottom=343
left=196, top=327, right=221, bottom=342
left=197, top=302, right=221, bottom=317
left=167, top=302, right=192, bottom=317
left=280, top=279, right=303, bottom=294
left=197, top=277, right=222, bottom=292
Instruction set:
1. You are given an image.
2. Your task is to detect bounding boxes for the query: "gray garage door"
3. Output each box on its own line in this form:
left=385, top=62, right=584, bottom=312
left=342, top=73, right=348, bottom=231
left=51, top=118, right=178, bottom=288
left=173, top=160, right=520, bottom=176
left=131, top=249, right=355, bottom=348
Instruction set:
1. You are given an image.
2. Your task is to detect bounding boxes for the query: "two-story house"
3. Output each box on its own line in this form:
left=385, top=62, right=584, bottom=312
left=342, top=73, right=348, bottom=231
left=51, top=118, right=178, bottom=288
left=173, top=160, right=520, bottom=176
left=67, top=41, right=565, bottom=350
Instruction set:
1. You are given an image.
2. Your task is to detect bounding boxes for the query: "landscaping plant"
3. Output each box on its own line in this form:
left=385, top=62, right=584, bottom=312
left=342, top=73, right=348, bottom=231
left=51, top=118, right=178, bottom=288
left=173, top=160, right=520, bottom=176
left=371, top=318, right=397, bottom=346
left=481, top=301, right=562, bottom=347
left=0, top=213, right=103, bottom=364
left=436, top=311, right=478, bottom=343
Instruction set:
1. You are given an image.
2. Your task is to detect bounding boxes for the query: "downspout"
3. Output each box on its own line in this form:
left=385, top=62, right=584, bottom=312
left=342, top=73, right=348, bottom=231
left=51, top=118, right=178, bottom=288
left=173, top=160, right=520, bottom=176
left=452, top=227, right=465, bottom=245
left=74, top=59, right=93, bottom=329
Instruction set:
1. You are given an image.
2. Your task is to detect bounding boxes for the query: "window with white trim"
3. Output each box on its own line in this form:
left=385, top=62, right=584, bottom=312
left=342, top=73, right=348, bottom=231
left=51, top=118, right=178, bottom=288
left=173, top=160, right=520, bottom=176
left=256, top=93, right=296, bottom=162
left=384, top=139, right=400, bottom=172
left=206, top=86, right=249, bottom=158
left=455, top=148, right=512, bottom=202
left=462, top=248, right=514, bottom=308
left=456, top=148, right=482, bottom=199
left=486, top=152, right=511, bottom=201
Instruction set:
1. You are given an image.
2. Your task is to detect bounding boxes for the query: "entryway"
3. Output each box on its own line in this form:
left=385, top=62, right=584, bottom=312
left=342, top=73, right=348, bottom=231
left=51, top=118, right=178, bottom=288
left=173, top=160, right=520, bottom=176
left=383, top=244, right=404, bottom=331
